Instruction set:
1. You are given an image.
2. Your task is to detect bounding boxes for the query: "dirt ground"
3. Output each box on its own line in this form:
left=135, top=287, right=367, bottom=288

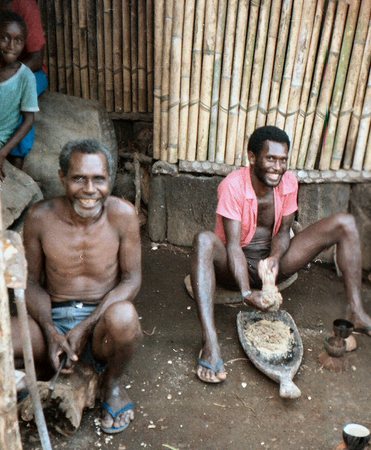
left=20, top=233, right=371, bottom=450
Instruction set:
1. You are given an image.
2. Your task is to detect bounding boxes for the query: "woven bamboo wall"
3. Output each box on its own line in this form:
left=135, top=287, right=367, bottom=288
left=153, top=0, right=371, bottom=171
left=39, top=0, right=154, bottom=114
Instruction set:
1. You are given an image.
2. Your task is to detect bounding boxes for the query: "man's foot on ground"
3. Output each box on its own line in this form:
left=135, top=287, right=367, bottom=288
left=196, top=351, right=227, bottom=383
left=346, top=310, right=371, bottom=337
left=101, top=390, right=134, bottom=434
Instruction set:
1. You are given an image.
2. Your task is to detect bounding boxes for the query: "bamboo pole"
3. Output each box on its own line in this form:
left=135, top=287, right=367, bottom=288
left=196, top=0, right=218, bottom=162
left=178, top=0, right=196, bottom=160
left=363, top=126, right=371, bottom=171
left=103, top=0, right=114, bottom=111
left=234, top=0, right=261, bottom=166
left=153, top=0, right=164, bottom=158
left=78, top=0, right=89, bottom=99
left=324, top=0, right=361, bottom=170
left=215, top=0, right=238, bottom=163
left=113, top=0, right=123, bottom=111
left=138, top=0, right=147, bottom=112
left=186, top=0, right=206, bottom=161
left=167, top=0, right=185, bottom=163
left=224, top=0, right=249, bottom=165
left=286, top=0, right=317, bottom=167
left=333, top=0, right=371, bottom=169
left=146, top=0, right=154, bottom=112
left=46, top=0, right=58, bottom=92
left=296, top=0, right=336, bottom=168
left=63, top=0, right=73, bottom=95
left=352, top=70, right=371, bottom=170
left=275, top=0, right=303, bottom=130
left=160, top=0, right=174, bottom=161
left=55, top=0, right=66, bottom=94
left=97, top=0, right=106, bottom=105
left=292, top=0, right=325, bottom=168
left=131, top=0, right=139, bottom=112
left=304, top=0, right=347, bottom=170
left=255, top=0, right=281, bottom=128
left=343, top=22, right=371, bottom=168
left=86, top=0, right=97, bottom=101
left=207, top=0, right=227, bottom=162
left=266, top=0, right=293, bottom=126
left=244, top=0, right=272, bottom=145
left=122, top=0, right=132, bottom=112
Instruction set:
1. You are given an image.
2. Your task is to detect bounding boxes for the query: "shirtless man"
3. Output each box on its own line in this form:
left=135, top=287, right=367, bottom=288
left=191, top=125, right=371, bottom=383
left=11, top=139, right=142, bottom=433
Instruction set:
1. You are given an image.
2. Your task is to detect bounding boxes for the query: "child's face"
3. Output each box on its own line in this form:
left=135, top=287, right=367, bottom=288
left=0, top=21, right=25, bottom=66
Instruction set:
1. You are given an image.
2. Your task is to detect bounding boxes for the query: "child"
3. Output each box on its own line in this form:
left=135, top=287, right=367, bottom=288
left=0, top=10, right=38, bottom=179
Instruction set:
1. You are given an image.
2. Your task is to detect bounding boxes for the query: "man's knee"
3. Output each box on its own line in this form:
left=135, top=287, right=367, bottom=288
left=103, top=301, right=141, bottom=339
left=333, top=213, right=358, bottom=237
left=193, top=230, right=218, bottom=250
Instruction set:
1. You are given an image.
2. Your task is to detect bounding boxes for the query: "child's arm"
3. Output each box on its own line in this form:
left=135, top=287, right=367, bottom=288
left=0, top=112, right=34, bottom=180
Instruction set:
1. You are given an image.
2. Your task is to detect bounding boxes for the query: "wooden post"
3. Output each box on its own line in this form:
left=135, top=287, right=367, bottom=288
left=63, top=0, right=73, bottom=95
left=153, top=0, right=164, bottom=158
left=87, top=0, right=98, bottom=101
left=103, top=0, right=114, bottom=112
left=113, top=0, right=123, bottom=111
left=146, top=0, right=154, bottom=112
left=78, top=0, right=90, bottom=100
left=97, top=0, right=106, bottom=105
left=71, top=0, right=81, bottom=97
left=123, top=0, right=132, bottom=112
left=138, top=0, right=147, bottom=112
left=131, top=0, right=139, bottom=112
left=55, top=0, right=66, bottom=93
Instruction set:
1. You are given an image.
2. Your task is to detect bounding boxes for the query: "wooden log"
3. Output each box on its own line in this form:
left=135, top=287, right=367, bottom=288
left=275, top=0, right=303, bottom=130
left=234, top=0, right=261, bottom=166
left=244, top=0, right=272, bottom=146
left=96, top=0, right=106, bottom=105
left=196, top=0, right=218, bottom=162
left=160, top=0, right=174, bottom=161
left=178, top=0, right=196, bottom=160
left=224, top=0, right=249, bottom=165
left=78, top=0, right=89, bottom=99
left=138, top=0, right=147, bottom=112
left=55, top=0, right=66, bottom=94
left=352, top=70, right=371, bottom=170
left=186, top=0, right=206, bottom=161
left=146, top=0, right=154, bottom=112
left=103, top=0, right=114, bottom=111
left=131, top=0, right=139, bottom=112
left=167, top=0, right=185, bottom=163
left=324, top=0, right=361, bottom=170
left=286, top=0, right=317, bottom=167
left=46, top=0, right=58, bottom=92
left=292, top=0, right=325, bottom=168
left=86, top=0, right=98, bottom=101
left=304, top=1, right=347, bottom=170
left=255, top=0, right=281, bottom=128
left=113, top=0, right=123, bottom=111
left=343, top=22, right=371, bottom=168
left=215, top=0, right=238, bottom=163
left=62, top=0, right=73, bottom=95
left=153, top=0, right=164, bottom=158
left=123, top=0, right=132, bottom=112
left=266, top=0, right=293, bottom=125
left=207, top=0, right=227, bottom=162
left=296, top=0, right=336, bottom=168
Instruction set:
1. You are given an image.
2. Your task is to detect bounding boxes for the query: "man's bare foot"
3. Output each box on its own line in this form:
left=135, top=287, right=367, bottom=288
left=101, top=386, right=134, bottom=434
left=347, top=309, right=371, bottom=337
left=247, top=290, right=273, bottom=311
left=197, top=349, right=227, bottom=383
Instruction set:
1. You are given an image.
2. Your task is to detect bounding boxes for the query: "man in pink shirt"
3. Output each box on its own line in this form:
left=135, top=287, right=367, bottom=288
left=191, top=126, right=371, bottom=384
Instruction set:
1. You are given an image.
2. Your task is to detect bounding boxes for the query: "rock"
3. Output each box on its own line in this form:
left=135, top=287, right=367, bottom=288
left=1, top=161, right=43, bottom=229
left=112, top=172, right=135, bottom=203
left=23, top=92, right=118, bottom=199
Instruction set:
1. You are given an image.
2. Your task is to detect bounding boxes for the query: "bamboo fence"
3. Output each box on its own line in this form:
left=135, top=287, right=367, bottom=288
left=40, top=0, right=371, bottom=171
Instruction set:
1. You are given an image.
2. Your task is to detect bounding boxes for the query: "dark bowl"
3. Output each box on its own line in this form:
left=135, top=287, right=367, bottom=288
left=343, top=423, right=370, bottom=450
left=324, top=336, right=346, bottom=357
left=333, top=319, right=354, bottom=339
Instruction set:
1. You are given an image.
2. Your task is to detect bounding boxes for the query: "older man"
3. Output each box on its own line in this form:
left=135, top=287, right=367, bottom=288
left=191, top=126, right=371, bottom=384
left=11, top=139, right=142, bottom=434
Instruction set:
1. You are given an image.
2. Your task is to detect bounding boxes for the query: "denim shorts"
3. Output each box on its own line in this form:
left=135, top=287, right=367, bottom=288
left=51, top=301, right=106, bottom=373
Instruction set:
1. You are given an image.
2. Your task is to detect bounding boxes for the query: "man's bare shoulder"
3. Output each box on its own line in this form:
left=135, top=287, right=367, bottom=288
left=26, top=197, right=65, bottom=221
left=105, top=196, right=138, bottom=224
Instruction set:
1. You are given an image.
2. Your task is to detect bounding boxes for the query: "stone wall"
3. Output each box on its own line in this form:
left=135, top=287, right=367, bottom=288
left=147, top=171, right=371, bottom=271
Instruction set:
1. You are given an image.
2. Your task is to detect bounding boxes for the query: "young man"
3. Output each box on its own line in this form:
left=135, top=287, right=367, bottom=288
left=11, top=139, right=142, bottom=434
left=191, top=126, right=371, bottom=384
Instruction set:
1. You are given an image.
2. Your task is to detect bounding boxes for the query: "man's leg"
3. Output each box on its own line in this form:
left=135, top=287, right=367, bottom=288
left=279, top=213, right=371, bottom=335
left=92, top=301, right=142, bottom=432
left=191, top=231, right=236, bottom=383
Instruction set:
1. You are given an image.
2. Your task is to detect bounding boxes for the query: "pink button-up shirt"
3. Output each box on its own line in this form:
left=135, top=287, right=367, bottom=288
left=215, top=168, right=298, bottom=247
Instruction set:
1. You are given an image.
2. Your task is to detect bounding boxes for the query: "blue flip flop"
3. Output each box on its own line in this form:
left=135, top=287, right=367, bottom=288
left=101, top=401, right=135, bottom=434
left=197, top=358, right=225, bottom=383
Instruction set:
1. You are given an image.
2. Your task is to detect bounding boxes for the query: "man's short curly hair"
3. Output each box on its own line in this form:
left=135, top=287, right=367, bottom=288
left=248, top=126, right=290, bottom=156
left=0, top=11, right=27, bottom=38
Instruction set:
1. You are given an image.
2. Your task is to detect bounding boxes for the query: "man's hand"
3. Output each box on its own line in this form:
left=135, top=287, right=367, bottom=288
left=47, top=330, right=78, bottom=373
left=65, top=322, right=91, bottom=362
left=243, top=290, right=272, bottom=311
left=259, top=256, right=280, bottom=281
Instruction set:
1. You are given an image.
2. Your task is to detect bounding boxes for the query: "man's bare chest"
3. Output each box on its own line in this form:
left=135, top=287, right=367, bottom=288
left=256, top=192, right=275, bottom=229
